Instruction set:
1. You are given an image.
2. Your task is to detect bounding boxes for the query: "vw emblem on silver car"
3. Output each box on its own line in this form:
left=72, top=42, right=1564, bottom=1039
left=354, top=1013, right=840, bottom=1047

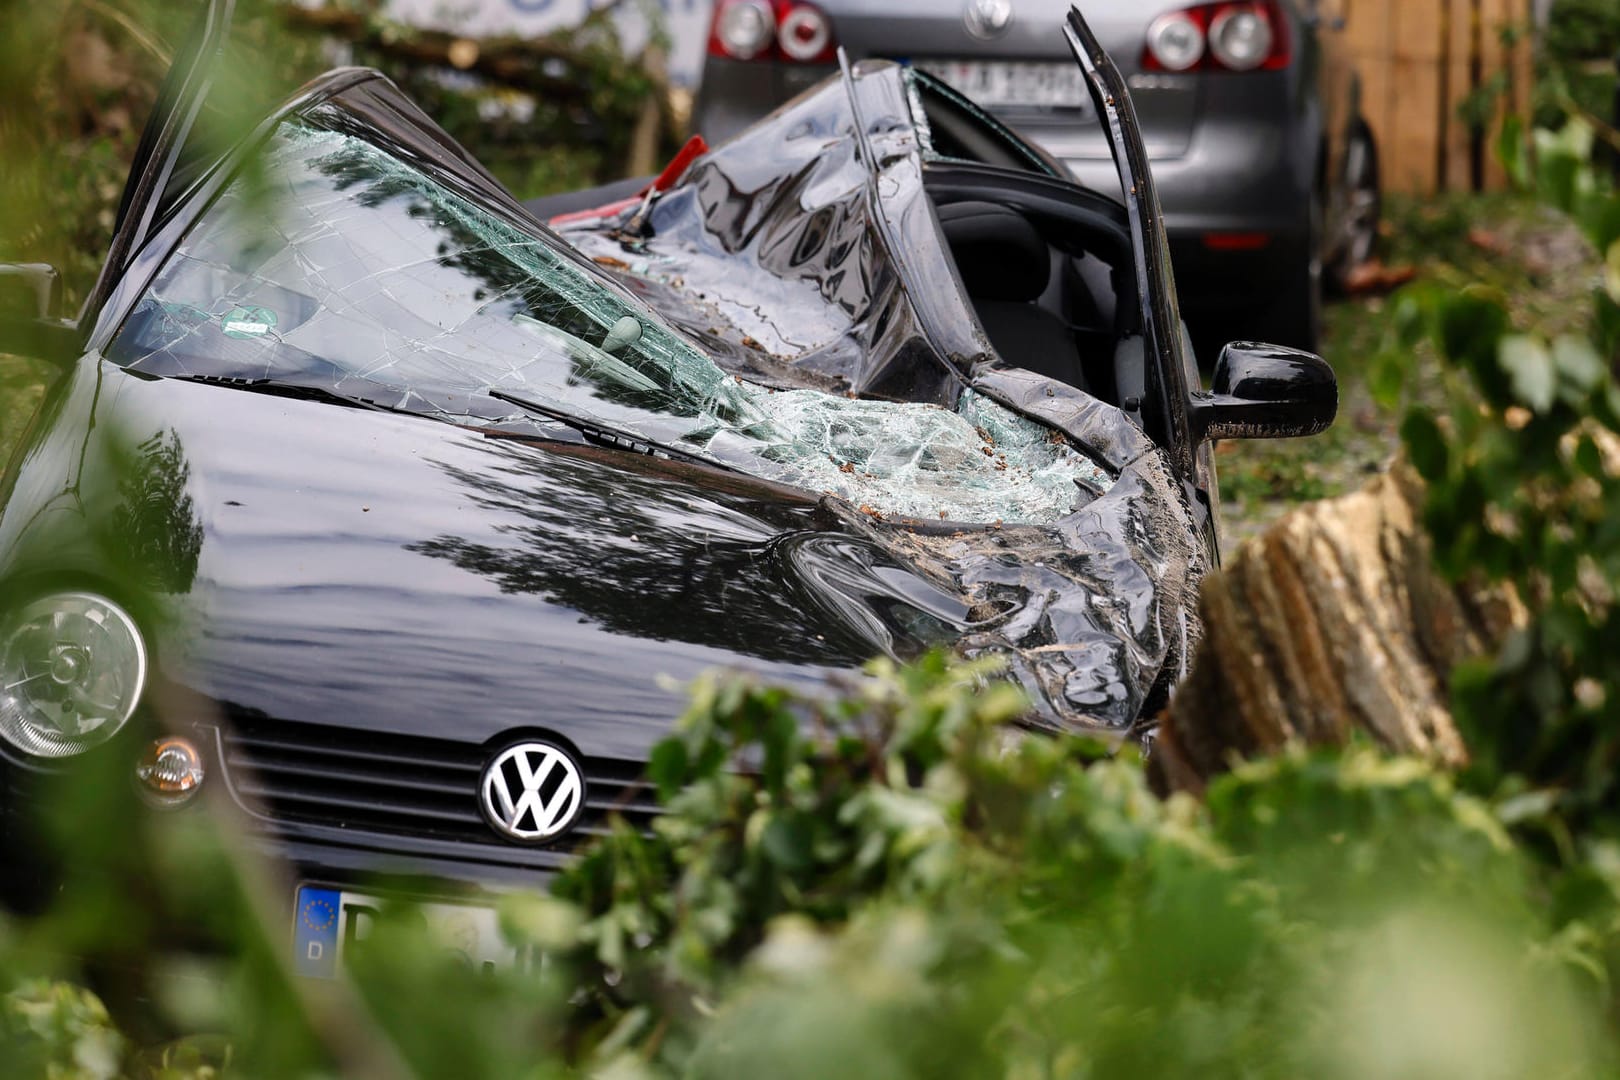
left=964, top=0, right=1013, bottom=40
left=479, top=741, right=585, bottom=842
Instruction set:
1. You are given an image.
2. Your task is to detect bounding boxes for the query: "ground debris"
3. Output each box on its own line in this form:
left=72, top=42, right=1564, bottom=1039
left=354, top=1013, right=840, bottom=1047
left=1341, top=258, right=1417, bottom=295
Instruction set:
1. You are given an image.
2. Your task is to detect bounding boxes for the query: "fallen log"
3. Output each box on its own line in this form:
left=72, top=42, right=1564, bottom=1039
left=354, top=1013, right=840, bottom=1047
left=281, top=6, right=600, bottom=95
left=278, top=3, right=674, bottom=177
left=1152, top=465, right=1527, bottom=793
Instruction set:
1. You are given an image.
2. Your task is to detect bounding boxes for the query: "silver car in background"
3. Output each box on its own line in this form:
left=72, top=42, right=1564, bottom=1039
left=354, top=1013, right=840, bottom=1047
left=693, top=0, right=1380, bottom=355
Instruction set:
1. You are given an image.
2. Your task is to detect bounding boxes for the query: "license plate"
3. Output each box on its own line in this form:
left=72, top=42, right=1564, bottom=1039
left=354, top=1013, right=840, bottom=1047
left=913, top=60, right=1089, bottom=110
left=293, top=884, right=533, bottom=978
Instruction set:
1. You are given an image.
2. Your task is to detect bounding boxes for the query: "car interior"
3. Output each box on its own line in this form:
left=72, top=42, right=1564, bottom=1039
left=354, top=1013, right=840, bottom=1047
left=908, top=72, right=1145, bottom=413
left=924, top=170, right=1139, bottom=410
left=521, top=68, right=1147, bottom=418
left=528, top=173, right=1144, bottom=414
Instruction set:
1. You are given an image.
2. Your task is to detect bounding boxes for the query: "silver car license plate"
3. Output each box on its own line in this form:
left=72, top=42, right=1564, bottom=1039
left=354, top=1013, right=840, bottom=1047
left=914, top=60, right=1089, bottom=110
left=293, top=884, right=535, bottom=978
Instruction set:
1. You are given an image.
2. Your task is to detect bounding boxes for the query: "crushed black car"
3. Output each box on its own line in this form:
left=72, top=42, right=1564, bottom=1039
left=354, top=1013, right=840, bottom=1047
left=0, top=2, right=1334, bottom=970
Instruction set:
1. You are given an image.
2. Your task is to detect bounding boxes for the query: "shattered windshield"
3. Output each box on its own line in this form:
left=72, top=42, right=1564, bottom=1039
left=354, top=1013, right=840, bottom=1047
left=107, top=115, right=1109, bottom=523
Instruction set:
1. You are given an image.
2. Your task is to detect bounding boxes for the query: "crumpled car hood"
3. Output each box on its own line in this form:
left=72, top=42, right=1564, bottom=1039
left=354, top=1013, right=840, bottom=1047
left=0, top=362, right=988, bottom=759
left=547, top=62, right=1208, bottom=729
left=36, top=56, right=1208, bottom=736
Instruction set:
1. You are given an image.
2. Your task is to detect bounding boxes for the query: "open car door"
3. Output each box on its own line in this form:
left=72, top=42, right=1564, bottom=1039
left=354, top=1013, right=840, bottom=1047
left=1062, top=4, right=1336, bottom=493
left=1061, top=4, right=1197, bottom=481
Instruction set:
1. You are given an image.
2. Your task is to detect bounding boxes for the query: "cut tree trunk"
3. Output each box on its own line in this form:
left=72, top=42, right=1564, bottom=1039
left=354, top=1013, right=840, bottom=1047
left=1152, top=465, right=1526, bottom=794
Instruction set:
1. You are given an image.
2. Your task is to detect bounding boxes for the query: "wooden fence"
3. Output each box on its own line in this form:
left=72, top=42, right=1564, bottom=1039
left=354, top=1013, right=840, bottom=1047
left=1328, top=0, right=1536, bottom=193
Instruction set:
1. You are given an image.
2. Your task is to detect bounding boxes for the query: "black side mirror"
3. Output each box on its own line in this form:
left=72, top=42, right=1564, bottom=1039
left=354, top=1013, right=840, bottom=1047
left=1190, top=341, right=1337, bottom=442
left=0, top=263, right=79, bottom=366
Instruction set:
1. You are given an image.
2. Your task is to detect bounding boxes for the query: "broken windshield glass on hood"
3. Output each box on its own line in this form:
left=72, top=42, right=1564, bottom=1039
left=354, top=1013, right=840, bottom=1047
left=107, top=115, right=1106, bottom=525
left=102, top=59, right=1206, bottom=732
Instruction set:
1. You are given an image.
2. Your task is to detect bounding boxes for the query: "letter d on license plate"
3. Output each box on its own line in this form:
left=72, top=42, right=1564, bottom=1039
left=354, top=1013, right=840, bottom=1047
left=294, top=885, right=343, bottom=978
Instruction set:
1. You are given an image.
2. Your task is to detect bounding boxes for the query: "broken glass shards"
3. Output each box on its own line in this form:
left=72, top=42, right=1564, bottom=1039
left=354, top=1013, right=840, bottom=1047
left=721, top=387, right=1111, bottom=524
left=105, top=119, right=1109, bottom=525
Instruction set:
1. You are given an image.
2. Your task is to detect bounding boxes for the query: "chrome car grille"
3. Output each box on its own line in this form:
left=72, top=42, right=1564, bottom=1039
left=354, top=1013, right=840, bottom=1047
left=211, top=717, right=659, bottom=854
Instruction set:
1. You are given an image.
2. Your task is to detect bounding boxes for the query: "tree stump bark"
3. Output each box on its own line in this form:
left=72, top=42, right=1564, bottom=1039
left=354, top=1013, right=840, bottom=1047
left=1152, top=465, right=1526, bottom=793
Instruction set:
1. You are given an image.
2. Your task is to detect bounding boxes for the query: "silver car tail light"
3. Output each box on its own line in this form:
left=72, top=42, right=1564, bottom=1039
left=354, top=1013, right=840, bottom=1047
left=1209, top=4, right=1278, bottom=71
left=1145, top=11, right=1206, bottom=72
left=710, top=0, right=776, bottom=61
left=778, top=3, right=834, bottom=63
left=1142, top=2, right=1290, bottom=74
left=708, top=0, right=836, bottom=63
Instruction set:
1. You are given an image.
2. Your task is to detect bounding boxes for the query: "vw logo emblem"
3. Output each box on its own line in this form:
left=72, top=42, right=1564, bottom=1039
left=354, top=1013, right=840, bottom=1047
left=965, top=0, right=1013, bottom=39
left=479, top=741, right=585, bottom=843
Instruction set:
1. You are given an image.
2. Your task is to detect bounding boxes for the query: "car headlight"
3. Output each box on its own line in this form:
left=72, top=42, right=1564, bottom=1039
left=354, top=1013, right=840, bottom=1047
left=0, top=592, right=148, bottom=758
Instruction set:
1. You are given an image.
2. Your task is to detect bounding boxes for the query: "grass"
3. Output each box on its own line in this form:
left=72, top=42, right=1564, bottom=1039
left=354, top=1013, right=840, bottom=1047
left=0, top=356, right=49, bottom=471
left=1214, top=191, right=1599, bottom=544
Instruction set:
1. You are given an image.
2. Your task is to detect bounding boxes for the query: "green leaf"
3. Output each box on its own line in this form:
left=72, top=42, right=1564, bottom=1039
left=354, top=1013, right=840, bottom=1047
left=1401, top=409, right=1449, bottom=482
left=1605, top=240, right=1620, bottom=307
left=647, top=738, right=690, bottom=802
left=1605, top=380, right=1620, bottom=428
left=1369, top=349, right=1407, bottom=410
left=1544, top=117, right=1596, bottom=163
left=1575, top=435, right=1604, bottom=480
left=1553, top=335, right=1608, bottom=397
left=1437, top=289, right=1511, bottom=402
left=1497, top=113, right=1530, bottom=189
left=760, top=813, right=814, bottom=873
left=760, top=709, right=799, bottom=794
left=1532, top=121, right=1593, bottom=212
left=1578, top=193, right=1620, bottom=254
left=1392, top=290, right=1432, bottom=350
left=1498, top=334, right=1556, bottom=412
left=1537, top=151, right=1582, bottom=215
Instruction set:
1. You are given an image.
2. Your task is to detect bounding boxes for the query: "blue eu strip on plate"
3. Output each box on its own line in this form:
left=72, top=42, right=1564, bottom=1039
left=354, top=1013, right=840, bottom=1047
left=293, top=885, right=342, bottom=978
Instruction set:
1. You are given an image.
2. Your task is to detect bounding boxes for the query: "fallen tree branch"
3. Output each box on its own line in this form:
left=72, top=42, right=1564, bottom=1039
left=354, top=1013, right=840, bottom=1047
left=279, top=4, right=658, bottom=102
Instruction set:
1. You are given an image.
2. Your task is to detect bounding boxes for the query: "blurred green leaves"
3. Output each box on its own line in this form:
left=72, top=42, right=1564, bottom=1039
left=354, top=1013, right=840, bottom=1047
left=1371, top=95, right=1620, bottom=981
left=538, top=666, right=1614, bottom=1077
left=3, top=980, right=125, bottom=1080
left=1, top=646, right=1617, bottom=1076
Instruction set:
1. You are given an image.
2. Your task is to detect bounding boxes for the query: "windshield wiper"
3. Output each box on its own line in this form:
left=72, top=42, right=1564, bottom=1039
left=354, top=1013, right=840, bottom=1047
left=159, top=374, right=402, bottom=414
left=487, top=389, right=738, bottom=474
left=158, top=374, right=739, bottom=474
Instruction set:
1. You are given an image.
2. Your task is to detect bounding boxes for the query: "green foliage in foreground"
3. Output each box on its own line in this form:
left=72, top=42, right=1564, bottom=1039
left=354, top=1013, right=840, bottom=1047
left=554, top=660, right=1608, bottom=1078
left=1367, top=117, right=1620, bottom=863
left=2, top=654, right=1618, bottom=1078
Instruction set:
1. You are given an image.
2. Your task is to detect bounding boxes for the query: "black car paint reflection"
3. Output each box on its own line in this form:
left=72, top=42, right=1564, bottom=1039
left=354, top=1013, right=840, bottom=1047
left=0, top=360, right=970, bottom=761
left=0, top=4, right=1338, bottom=900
